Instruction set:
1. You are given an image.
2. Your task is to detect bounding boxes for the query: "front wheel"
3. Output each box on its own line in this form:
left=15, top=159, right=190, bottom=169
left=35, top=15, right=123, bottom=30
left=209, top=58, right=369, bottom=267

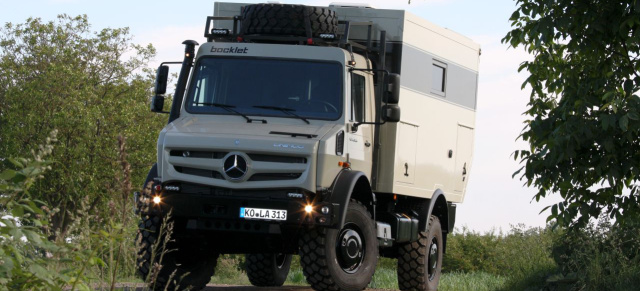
left=299, top=201, right=378, bottom=291
left=397, top=215, right=443, bottom=291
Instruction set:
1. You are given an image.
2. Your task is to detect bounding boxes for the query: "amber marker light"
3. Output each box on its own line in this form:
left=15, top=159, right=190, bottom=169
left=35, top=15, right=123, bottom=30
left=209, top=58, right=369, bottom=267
left=338, top=161, right=351, bottom=168
left=152, top=196, right=162, bottom=204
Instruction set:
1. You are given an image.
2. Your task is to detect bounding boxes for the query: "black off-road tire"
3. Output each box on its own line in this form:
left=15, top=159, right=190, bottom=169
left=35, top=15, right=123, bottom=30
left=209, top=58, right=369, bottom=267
left=240, top=4, right=338, bottom=37
left=299, top=201, right=378, bottom=291
left=136, top=215, right=219, bottom=291
left=397, top=215, right=443, bottom=291
left=246, top=253, right=293, bottom=287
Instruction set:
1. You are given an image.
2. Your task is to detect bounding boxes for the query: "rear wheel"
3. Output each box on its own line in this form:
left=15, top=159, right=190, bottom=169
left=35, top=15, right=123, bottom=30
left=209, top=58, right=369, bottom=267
left=246, top=253, right=292, bottom=286
left=397, top=215, right=443, bottom=291
left=299, top=201, right=378, bottom=291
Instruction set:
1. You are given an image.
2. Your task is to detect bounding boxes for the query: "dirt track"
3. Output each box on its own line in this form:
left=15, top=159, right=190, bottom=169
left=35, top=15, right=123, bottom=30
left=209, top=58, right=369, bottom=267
left=117, top=284, right=392, bottom=291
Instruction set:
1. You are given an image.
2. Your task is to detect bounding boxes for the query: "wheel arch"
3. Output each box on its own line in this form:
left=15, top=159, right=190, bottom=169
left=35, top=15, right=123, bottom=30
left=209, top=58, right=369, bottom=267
left=426, top=189, right=450, bottom=235
left=326, top=170, right=376, bottom=228
left=395, top=189, right=452, bottom=252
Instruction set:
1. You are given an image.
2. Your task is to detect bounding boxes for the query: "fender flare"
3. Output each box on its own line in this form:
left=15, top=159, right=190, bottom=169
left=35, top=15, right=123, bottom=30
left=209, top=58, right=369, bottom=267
left=416, top=189, right=450, bottom=234
left=326, top=170, right=376, bottom=228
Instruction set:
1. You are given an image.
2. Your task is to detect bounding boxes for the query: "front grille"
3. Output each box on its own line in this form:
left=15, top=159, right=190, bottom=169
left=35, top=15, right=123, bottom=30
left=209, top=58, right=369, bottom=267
left=248, top=173, right=302, bottom=181
left=168, top=148, right=308, bottom=183
left=170, top=150, right=227, bottom=159
left=174, top=166, right=224, bottom=180
left=248, top=154, right=307, bottom=164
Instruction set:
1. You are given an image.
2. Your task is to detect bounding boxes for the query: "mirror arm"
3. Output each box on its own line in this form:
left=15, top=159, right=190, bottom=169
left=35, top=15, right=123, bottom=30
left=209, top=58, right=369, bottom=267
left=352, top=120, right=387, bottom=131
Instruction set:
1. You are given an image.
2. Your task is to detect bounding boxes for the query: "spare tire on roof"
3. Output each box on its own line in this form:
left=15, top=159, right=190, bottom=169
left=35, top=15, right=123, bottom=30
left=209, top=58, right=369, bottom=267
left=240, top=4, right=338, bottom=37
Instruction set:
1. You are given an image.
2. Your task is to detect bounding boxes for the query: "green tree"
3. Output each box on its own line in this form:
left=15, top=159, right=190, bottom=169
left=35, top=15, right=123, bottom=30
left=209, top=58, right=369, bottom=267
left=504, top=0, right=640, bottom=228
left=0, top=15, right=164, bottom=239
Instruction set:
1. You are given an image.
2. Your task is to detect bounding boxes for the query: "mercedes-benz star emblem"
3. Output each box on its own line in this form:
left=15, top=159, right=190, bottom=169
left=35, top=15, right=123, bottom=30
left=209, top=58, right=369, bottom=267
left=223, top=154, right=247, bottom=180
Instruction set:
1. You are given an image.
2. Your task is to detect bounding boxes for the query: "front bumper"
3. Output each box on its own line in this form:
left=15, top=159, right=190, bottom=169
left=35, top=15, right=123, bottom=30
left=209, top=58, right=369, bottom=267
left=140, top=182, right=338, bottom=232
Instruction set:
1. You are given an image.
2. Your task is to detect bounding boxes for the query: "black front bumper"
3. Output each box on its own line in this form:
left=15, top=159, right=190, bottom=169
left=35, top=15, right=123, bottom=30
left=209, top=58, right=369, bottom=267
left=139, top=183, right=338, bottom=253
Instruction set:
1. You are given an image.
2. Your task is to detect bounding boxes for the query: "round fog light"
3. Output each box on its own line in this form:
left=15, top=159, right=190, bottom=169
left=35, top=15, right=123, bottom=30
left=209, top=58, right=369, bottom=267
left=321, top=206, right=330, bottom=214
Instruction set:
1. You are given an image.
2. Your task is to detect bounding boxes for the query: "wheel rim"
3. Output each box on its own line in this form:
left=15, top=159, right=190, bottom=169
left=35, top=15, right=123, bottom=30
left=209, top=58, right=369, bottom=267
left=275, top=253, right=287, bottom=269
left=335, top=223, right=365, bottom=274
left=427, top=237, right=439, bottom=281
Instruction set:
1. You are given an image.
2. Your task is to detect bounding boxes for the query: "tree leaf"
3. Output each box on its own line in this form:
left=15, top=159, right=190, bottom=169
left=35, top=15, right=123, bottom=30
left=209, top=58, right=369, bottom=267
left=0, top=169, right=17, bottom=181
left=620, top=114, right=629, bottom=131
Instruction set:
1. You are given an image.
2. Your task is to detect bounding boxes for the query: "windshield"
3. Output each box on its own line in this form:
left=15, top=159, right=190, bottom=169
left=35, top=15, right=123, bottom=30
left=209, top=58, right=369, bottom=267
left=185, top=57, right=343, bottom=121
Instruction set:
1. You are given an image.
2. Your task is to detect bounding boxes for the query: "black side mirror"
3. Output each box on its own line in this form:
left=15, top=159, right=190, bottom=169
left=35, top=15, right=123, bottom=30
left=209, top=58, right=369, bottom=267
left=155, top=65, right=169, bottom=95
left=151, top=65, right=169, bottom=113
left=385, top=73, right=400, bottom=104
left=382, top=104, right=400, bottom=122
left=151, top=95, right=165, bottom=112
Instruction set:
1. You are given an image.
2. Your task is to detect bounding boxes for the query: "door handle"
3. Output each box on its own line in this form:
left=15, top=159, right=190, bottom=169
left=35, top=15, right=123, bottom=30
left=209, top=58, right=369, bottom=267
left=364, top=141, right=371, bottom=147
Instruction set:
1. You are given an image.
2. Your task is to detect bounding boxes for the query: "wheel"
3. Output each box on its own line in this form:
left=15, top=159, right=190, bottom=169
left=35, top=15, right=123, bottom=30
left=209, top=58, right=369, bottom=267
left=397, top=215, right=443, bottom=291
left=136, top=215, right=219, bottom=291
left=136, top=164, right=158, bottom=214
left=240, top=4, right=338, bottom=37
left=299, top=201, right=378, bottom=291
left=246, top=253, right=292, bottom=287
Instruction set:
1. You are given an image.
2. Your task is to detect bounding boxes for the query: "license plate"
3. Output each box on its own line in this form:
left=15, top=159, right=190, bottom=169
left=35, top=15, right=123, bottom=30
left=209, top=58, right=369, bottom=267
left=239, top=207, right=287, bottom=221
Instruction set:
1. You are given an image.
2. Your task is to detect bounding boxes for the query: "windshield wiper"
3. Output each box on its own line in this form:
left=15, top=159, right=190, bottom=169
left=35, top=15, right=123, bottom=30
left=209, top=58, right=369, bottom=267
left=253, top=105, right=310, bottom=124
left=194, top=102, right=266, bottom=124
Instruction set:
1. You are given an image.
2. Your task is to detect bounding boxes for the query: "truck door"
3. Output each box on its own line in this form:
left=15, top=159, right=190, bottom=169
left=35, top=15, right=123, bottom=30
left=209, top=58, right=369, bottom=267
left=453, top=125, right=474, bottom=195
left=347, top=72, right=374, bottom=177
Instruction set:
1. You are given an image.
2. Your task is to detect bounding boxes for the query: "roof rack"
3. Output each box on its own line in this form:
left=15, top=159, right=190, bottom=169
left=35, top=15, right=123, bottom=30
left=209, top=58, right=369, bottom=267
left=203, top=15, right=388, bottom=74
left=204, top=17, right=376, bottom=50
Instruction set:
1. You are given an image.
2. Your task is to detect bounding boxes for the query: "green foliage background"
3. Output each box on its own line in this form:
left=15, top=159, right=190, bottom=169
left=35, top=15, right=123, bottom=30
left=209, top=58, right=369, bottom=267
left=0, top=14, right=165, bottom=239
left=504, top=0, right=640, bottom=228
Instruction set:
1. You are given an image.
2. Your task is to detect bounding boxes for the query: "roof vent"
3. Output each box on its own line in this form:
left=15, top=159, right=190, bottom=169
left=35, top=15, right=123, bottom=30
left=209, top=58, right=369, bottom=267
left=329, top=2, right=375, bottom=8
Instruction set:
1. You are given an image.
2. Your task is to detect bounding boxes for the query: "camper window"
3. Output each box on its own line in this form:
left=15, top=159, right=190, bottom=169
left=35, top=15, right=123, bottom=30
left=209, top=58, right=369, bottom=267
left=431, top=60, right=447, bottom=96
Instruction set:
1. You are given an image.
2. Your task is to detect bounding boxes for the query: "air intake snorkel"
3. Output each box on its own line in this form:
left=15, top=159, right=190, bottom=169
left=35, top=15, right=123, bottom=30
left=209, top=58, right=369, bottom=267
left=168, top=40, right=199, bottom=124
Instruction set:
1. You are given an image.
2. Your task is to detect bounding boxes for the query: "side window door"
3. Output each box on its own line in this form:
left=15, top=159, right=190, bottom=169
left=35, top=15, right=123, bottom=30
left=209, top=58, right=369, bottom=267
left=351, top=73, right=366, bottom=123
left=347, top=72, right=373, bottom=176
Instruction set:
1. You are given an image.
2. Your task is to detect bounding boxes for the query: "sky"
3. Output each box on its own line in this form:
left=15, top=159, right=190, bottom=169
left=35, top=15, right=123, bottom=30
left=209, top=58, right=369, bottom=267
left=0, top=0, right=562, bottom=233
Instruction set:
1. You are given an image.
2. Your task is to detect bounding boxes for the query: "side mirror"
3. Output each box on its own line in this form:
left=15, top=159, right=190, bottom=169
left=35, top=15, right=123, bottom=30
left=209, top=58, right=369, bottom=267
left=151, top=65, right=169, bottom=113
left=385, top=73, right=400, bottom=104
left=151, top=95, right=165, bottom=112
left=382, top=104, right=400, bottom=122
left=155, top=65, right=169, bottom=95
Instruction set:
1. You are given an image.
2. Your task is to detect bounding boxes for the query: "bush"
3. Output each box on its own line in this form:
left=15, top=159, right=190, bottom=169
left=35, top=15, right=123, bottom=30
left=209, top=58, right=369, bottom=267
left=0, top=131, right=97, bottom=290
left=444, top=224, right=557, bottom=290
left=550, top=218, right=640, bottom=291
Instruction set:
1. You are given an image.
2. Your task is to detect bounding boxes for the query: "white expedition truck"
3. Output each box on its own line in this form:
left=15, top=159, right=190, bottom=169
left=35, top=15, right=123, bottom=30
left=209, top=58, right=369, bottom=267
left=135, top=2, right=480, bottom=291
